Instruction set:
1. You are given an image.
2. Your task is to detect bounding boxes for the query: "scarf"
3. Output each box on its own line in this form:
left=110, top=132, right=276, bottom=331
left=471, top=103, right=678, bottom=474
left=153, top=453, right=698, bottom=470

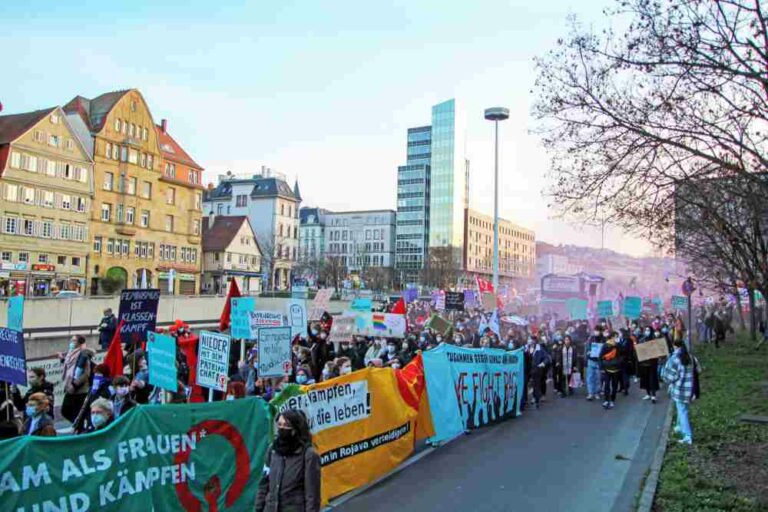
left=63, top=347, right=82, bottom=383
left=562, top=345, right=574, bottom=375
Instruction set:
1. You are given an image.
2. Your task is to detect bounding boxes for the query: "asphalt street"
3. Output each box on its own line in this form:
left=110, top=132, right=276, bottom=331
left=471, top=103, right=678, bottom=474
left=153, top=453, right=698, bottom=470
left=332, top=384, right=668, bottom=512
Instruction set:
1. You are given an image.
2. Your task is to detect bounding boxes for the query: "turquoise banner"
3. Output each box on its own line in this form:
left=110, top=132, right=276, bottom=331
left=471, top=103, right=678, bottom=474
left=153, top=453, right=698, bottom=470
left=622, top=296, right=642, bottom=319
left=7, top=295, right=24, bottom=332
left=566, top=298, right=588, bottom=320
left=671, top=295, right=688, bottom=311
left=147, top=332, right=178, bottom=392
left=350, top=298, right=372, bottom=312
left=422, top=345, right=524, bottom=443
left=230, top=297, right=255, bottom=339
left=597, top=300, right=614, bottom=318
left=0, top=398, right=271, bottom=511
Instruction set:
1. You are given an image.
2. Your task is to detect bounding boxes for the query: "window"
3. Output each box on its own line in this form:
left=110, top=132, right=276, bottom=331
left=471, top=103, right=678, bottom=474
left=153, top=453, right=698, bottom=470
left=112, top=145, right=119, bottom=160
left=57, top=255, right=66, bottom=265
left=75, top=197, right=86, bottom=212
left=65, top=139, right=74, bottom=151
left=126, top=207, right=135, bottom=225
left=281, top=204, right=285, bottom=216
left=18, top=252, right=28, bottom=262
left=22, top=219, right=34, bottom=236
left=165, top=163, right=176, bottom=179
left=366, top=230, right=371, bottom=240
left=5, top=184, right=18, bottom=202
left=121, top=240, right=129, bottom=256
left=42, top=221, right=52, bottom=238
left=141, top=181, right=152, bottom=198
left=43, top=190, right=54, bottom=208
left=130, top=101, right=137, bottom=112
left=140, top=210, right=150, bottom=227
left=166, top=187, right=175, bottom=205
left=94, top=237, right=102, bottom=253
left=72, top=257, right=80, bottom=267
left=120, top=146, right=128, bottom=162
left=236, top=195, right=247, bottom=207
left=48, top=134, right=60, bottom=147
left=61, top=194, right=71, bottom=210
left=127, top=177, right=136, bottom=195
left=226, top=253, right=231, bottom=263
left=140, top=153, right=147, bottom=167
left=116, top=204, right=124, bottom=223
left=38, top=254, right=48, bottom=263
left=115, top=119, right=121, bottom=132
left=0, top=251, right=9, bottom=262
left=60, top=223, right=70, bottom=239
left=50, top=114, right=59, bottom=124
left=23, top=187, right=35, bottom=205
left=104, top=173, right=114, bottom=190
left=101, top=203, right=111, bottom=222
left=147, top=155, right=153, bottom=169
left=189, top=170, right=199, bottom=184
left=4, top=217, right=17, bottom=234
left=128, top=149, right=138, bottom=164
left=106, top=239, right=114, bottom=254
left=128, top=123, right=135, bottom=137
left=142, top=127, right=148, bottom=141
left=194, top=193, right=201, bottom=210
left=34, top=131, right=44, bottom=143
left=165, top=215, right=174, bottom=232
left=192, top=219, right=200, bottom=236
left=105, top=142, right=112, bottom=158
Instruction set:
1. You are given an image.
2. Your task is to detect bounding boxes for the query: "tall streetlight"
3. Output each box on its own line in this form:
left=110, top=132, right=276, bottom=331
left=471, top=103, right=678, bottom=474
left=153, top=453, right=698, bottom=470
left=484, top=107, right=510, bottom=292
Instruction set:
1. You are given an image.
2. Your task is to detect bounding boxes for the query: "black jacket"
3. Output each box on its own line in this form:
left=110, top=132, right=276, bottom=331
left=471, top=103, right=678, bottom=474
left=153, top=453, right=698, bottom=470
left=13, top=381, right=55, bottom=417
left=256, top=445, right=321, bottom=512
left=98, top=314, right=117, bottom=349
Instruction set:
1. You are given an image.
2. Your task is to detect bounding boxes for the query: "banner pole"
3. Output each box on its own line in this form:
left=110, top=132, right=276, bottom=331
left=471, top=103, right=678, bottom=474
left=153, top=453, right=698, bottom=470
left=208, top=388, right=213, bottom=402
left=240, top=338, right=246, bottom=362
left=3, top=382, right=10, bottom=421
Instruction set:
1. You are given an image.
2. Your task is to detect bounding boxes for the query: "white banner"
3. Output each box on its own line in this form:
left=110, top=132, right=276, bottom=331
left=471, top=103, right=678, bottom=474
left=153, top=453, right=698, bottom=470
left=197, top=331, right=231, bottom=391
left=278, top=380, right=370, bottom=433
left=19, top=352, right=105, bottom=412
left=247, top=311, right=284, bottom=339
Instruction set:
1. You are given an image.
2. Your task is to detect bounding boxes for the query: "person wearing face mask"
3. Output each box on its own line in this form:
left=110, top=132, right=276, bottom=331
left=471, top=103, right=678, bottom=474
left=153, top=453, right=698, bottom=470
left=110, top=376, right=137, bottom=419
left=12, top=367, right=55, bottom=418
left=22, top=393, right=56, bottom=437
left=73, top=364, right=114, bottom=433
left=380, top=341, right=400, bottom=364
left=637, top=326, right=660, bottom=403
left=129, top=353, right=154, bottom=404
left=320, top=361, right=337, bottom=382
left=82, top=398, right=114, bottom=433
left=662, top=338, right=701, bottom=445
left=529, top=340, right=551, bottom=409
left=256, top=410, right=321, bottom=512
left=585, top=327, right=604, bottom=401
left=616, top=329, right=636, bottom=396
left=336, top=358, right=353, bottom=376
left=59, top=335, right=94, bottom=424
left=294, top=366, right=315, bottom=386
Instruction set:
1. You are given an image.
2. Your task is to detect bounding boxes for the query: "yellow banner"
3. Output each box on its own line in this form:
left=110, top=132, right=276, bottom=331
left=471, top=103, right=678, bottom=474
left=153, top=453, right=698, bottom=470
left=278, top=367, right=420, bottom=505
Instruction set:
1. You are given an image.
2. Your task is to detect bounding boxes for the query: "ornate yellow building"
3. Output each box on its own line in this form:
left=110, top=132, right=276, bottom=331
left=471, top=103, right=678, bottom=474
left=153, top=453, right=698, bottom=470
left=64, top=89, right=202, bottom=295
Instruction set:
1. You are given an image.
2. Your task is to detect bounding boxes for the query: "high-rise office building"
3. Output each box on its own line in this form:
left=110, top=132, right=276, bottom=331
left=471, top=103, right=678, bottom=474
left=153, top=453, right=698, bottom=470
left=396, top=99, right=466, bottom=283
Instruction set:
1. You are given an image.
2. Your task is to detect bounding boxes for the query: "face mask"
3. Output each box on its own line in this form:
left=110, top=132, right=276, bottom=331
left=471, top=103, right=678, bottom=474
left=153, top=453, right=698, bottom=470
left=662, top=327, right=669, bottom=334
left=116, top=387, right=129, bottom=397
left=319, top=332, right=327, bottom=340
left=91, top=413, right=107, bottom=428
left=341, top=366, right=352, bottom=375
left=27, top=376, right=39, bottom=386
left=436, top=337, right=442, bottom=342
left=139, top=361, right=148, bottom=371
left=69, top=342, right=77, bottom=351
left=226, top=395, right=235, bottom=401
left=391, top=363, right=401, bottom=370
left=25, top=406, right=39, bottom=417
left=341, top=344, right=349, bottom=350
left=277, top=428, right=294, bottom=441
left=322, top=370, right=330, bottom=379
left=644, top=330, right=651, bottom=336
left=311, top=329, right=319, bottom=336
left=296, top=374, right=308, bottom=384
left=654, top=332, right=661, bottom=338
left=387, top=345, right=396, bottom=354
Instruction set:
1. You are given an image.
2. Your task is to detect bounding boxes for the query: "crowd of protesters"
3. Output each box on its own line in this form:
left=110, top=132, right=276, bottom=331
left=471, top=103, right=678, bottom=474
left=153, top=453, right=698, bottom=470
left=0, top=297, right=709, bottom=446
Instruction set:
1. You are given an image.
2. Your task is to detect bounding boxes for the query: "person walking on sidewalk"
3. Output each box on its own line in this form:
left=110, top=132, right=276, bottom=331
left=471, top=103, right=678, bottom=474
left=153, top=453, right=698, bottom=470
left=637, top=327, right=660, bottom=403
left=585, top=328, right=605, bottom=401
left=662, top=338, right=701, bottom=445
left=599, top=335, right=624, bottom=409
left=530, top=341, right=552, bottom=409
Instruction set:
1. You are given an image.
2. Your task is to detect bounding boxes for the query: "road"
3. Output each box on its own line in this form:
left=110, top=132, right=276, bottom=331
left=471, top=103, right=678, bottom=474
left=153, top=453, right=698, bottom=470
left=332, top=386, right=668, bottom=512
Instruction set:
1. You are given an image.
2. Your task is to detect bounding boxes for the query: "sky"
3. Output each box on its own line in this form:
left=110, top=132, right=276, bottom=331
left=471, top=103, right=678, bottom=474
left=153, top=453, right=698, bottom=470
left=0, top=0, right=652, bottom=257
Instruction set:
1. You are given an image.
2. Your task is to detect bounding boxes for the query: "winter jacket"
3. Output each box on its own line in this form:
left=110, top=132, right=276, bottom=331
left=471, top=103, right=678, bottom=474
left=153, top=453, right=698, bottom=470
left=23, top=414, right=57, bottom=437
left=255, top=444, right=321, bottom=512
left=599, top=341, right=624, bottom=373
left=64, top=348, right=94, bottom=396
left=98, top=314, right=117, bottom=349
left=13, top=381, right=55, bottom=417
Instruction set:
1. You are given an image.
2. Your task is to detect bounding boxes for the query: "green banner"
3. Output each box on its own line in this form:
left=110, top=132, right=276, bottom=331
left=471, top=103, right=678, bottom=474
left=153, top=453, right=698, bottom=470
left=1, top=398, right=271, bottom=511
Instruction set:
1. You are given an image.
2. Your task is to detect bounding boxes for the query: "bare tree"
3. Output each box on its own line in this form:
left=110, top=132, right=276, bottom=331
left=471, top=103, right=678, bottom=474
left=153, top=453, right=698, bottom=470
left=321, top=252, right=347, bottom=292
left=421, top=246, right=462, bottom=289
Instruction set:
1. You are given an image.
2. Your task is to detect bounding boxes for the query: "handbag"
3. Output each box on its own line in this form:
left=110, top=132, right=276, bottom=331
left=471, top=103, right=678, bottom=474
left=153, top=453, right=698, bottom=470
left=569, top=372, right=583, bottom=389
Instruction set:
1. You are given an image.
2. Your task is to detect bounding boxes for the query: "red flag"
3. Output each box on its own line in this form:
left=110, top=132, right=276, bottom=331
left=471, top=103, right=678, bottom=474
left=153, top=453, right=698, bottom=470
left=392, top=297, right=406, bottom=315
left=476, top=276, right=494, bottom=294
left=103, top=320, right=124, bottom=377
left=219, top=279, right=242, bottom=331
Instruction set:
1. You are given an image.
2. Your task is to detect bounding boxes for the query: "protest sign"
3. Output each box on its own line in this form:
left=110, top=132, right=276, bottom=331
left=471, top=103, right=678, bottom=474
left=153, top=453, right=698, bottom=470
left=309, top=288, right=333, bottom=320
left=463, top=290, right=477, bottom=308
left=434, top=292, right=446, bottom=311
left=147, top=332, right=178, bottom=392
left=7, top=295, right=24, bottom=332
left=350, top=297, right=372, bottom=312
left=257, top=327, right=292, bottom=378
left=589, top=342, right=604, bottom=359
left=0, top=327, right=27, bottom=386
left=671, top=295, right=688, bottom=311
left=291, top=285, right=309, bottom=299
left=422, top=345, right=524, bottom=443
left=0, top=398, right=271, bottom=512
left=117, top=289, right=160, bottom=348
left=481, top=292, right=497, bottom=312
left=18, top=352, right=105, bottom=413
left=566, top=298, right=588, bottom=320
left=286, top=298, right=307, bottom=339
left=329, top=316, right=356, bottom=342
left=445, top=291, right=464, bottom=311
left=651, top=298, right=664, bottom=314
left=350, top=312, right=406, bottom=338
left=197, top=331, right=231, bottom=391
left=403, top=287, right=419, bottom=304
left=426, top=314, right=452, bottom=336
left=597, top=300, right=614, bottom=318
left=622, top=296, right=642, bottom=319
left=274, top=367, right=421, bottom=506
left=230, top=297, right=255, bottom=339
left=247, top=311, right=283, bottom=339
left=635, top=338, right=670, bottom=362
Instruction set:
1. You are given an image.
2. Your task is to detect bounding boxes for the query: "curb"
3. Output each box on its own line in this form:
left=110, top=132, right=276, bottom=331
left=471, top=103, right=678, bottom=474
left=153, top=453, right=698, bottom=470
left=637, top=400, right=674, bottom=512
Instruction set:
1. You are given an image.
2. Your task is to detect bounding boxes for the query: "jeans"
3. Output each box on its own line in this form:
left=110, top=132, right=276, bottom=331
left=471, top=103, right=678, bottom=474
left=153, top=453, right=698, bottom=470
left=674, top=399, right=693, bottom=442
left=586, top=360, right=601, bottom=396
left=603, top=371, right=620, bottom=402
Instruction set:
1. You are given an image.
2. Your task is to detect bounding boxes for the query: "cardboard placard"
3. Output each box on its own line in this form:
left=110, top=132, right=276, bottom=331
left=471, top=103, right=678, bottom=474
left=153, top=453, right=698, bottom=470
left=426, top=314, right=452, bottom=336
left=257, top=326, right=292, bottom=378
left=309, top=288, right=334, bottom=320
left=481, top=292, right=497, bottom=312
left=329, top=316, right=356, bottom=342
left=635, top=338, right=669, bottom=362
left=197, top=331, right=231, bottom=391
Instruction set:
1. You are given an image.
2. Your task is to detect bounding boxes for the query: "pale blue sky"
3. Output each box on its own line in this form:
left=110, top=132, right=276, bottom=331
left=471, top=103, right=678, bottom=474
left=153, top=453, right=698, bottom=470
left=0, top=0, right=650, bottom=256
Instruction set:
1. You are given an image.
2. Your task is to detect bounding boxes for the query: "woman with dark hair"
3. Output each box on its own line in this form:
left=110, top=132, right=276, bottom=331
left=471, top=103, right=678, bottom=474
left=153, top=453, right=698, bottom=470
left=256, top=409, right=321, bottom=512
left=662, top=339, right=701, bottom=445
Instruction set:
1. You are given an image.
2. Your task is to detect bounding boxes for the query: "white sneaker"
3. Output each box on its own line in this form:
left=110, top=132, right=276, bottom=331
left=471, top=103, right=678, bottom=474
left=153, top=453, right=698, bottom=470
left=643, top=395, right=651, bottom=400
left=678, top=438, right=692, bottom=445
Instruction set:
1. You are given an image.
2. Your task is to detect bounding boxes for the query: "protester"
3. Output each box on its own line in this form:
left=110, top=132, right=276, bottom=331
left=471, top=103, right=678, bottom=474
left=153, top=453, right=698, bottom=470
left=559, top=335, right=577, bottom=396
left=662, top=338, right=701, bottom=444
left=111, top=376, right=137, bottom=419
left=585, top=327, right=604, bottom=401
left=59, top=335, right=94, bottom=424
left=529, top=339, right=551, bottom=409
left=637, top=327, right=660, bottom=403
left=256, top=409, right=321, bottom=512
left=21, top=393, right=56, bottom=437
left=97, top=308, right=118, bottom=350
left=12, top=367, right=55, bottom=417
left=83, top=398, right=114, bottom=433
left=599, top=335, right=623, bottom=409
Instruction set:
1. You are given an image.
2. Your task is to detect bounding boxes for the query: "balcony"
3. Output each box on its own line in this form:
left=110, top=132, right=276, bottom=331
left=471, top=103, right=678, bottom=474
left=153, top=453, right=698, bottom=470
left=188, top=235, right=201, bottom=245
left=115, top=225, right=137, bottom=236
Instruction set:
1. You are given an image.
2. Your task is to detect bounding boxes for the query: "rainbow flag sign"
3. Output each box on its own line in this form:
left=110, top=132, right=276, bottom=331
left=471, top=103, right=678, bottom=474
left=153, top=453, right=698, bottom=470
left=373, top=313, right=387, bottom=331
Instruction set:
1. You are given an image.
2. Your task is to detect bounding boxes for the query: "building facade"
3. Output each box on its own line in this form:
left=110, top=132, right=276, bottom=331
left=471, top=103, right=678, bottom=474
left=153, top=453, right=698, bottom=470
left=536, top=253, right=580, bottom=277
left=463, top=208, right=536, bottom=282
left=324, top=210, right=396, bottom=274
left=202, top=215, right=262, bottom=295
left=395, top=99, right=467, bottom=284
left=64, top=89, right=203, bottom=295
left=298, top=207, right=330, bottom=284
left=203, top=169, right=301, bottom=290
left=0, top=107, right=94, bottom=296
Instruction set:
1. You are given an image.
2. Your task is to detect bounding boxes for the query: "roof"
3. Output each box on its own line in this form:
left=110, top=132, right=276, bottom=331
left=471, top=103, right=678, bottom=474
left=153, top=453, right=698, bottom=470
left=300, top=207, right=332, bottom=225
left=0, top=107, right=56, bottom=145
left=156, top=124, right=203, bottom=170
left=293, top=179, right=302, bottom=201
left=205, top=176, right=301, bottom=202
left=202, top=216, right=261, bottom=253
left=62, top=90, right=131, bottom=133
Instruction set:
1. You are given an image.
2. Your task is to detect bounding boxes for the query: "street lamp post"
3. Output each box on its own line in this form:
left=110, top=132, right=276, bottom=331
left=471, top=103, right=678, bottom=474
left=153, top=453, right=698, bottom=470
left=484, top=107, right=510, bottom=293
